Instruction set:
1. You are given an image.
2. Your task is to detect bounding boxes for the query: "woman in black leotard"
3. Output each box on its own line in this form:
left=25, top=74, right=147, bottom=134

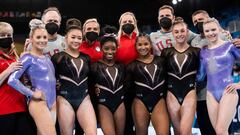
left=90, top=26, right=126, bottom=135
left=127, top=33, right=169, bottom=135
left=51, top=18, right=97, bottom=135
left=161, top=20, right=200, bottom=135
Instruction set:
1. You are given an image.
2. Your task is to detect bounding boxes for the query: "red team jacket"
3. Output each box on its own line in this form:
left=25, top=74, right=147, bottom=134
left=116, top=32, right=138, bottom=65
left=0, top=51, right=26, bottom=115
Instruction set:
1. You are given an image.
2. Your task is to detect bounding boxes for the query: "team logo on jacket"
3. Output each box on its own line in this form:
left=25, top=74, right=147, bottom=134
left=95, top=46, right=100, bottom=52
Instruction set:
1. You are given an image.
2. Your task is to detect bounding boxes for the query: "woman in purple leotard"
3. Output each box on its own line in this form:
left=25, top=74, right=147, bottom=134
left=197, top=18, right=240, bottom=135
left=8, top=19, right=56, bottom=135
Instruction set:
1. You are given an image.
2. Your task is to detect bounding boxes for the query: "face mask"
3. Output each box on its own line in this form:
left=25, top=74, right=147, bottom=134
left=122, top=23, right=135, bottom=35
left=195, top=22, right=204, bottom=34
left=45, top=22, right=59, bottom=35
left=85, top=31, right=98, bottom=42
left=0, top=37, right=13, bottom=49
left=159, top=17, right=172, bottom=30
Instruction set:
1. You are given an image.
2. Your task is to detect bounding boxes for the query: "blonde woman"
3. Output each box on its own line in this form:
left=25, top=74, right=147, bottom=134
left=197, top=18, right=240, bottom=135
left=0, top=22, right=35, bottom=135
left=8, top=19, right=57, bottom=135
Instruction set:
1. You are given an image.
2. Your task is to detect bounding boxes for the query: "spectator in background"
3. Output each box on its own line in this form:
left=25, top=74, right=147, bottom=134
left=191, top=10, right=232, bottom=48
left=150, top=5, right=196, bottom=56
left=25, top=7, right=66, bottom=57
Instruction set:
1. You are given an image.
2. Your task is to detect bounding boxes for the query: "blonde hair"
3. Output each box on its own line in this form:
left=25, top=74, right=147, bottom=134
left=203, top=17, right=227, bottom=37
left=0, top=22, right=13, bottom=36
left=118, top=12, right=139, bottom=39
left=29, top=19, right=45, bottom=37
left=0, top=22, right=19, bottom=59
left=203, top=17, right=221, bottom=27
left=82, top=18, right=100, bottom=34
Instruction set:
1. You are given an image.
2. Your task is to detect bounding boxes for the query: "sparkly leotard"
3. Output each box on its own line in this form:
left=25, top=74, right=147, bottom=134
left=8, top=54, right=56, bottom=109
left=197, top=42, right=240, bottom=102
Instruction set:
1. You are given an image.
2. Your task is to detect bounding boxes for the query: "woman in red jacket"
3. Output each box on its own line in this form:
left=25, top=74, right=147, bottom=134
left=116, top=12, right=139, bottom=65
left=116, top=12, right=139, bottom=135
left=0, top=22, right=34, bottom=135
left=79, top=18, right=102, bottom=63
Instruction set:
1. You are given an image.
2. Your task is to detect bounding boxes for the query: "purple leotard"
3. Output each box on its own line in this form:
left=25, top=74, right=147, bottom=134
left=197, top=42, right=240, bottom=102
left=8, top=54, right=56, bottom=109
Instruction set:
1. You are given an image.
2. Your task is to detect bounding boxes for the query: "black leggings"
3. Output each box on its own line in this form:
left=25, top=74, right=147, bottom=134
left=0, top=112, right=36, bottom=135
left=197, top=100, right=216, bottom=135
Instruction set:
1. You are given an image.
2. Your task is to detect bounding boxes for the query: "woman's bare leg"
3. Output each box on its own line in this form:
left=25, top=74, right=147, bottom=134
left=98, top=104, right=116, bottom=135
left=114, top=103, right=126, bottom=135
left=50, top=101, right=56, bottom=124
left=28, top=100, right=56, bottom=135
left=215, top=90, right=238, bottom=135
left=166, top=91, right=181, bottom=135
left=132, top=98, right=150, bottom=135
left=180, top=90, right=197, bottom=135
left=76, top=95, right=97, bottom=135
left=151, top=99, right=169, bottom=135
left=206, top=91, right=219, bottom=130
left=57, top=96, right=75, bottom=135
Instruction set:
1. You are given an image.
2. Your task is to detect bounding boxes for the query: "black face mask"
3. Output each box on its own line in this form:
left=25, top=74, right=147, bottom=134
left=45, top=22, right=59, bottom=35
left=122, top=23, right=135, bottom=35
left=159, top=17, right=172, bottom=30
left=85, top=31, right=98, bottom=42
left=195, top=22, right=204, bottom=34
left=0, top=37, right=13, bottom=49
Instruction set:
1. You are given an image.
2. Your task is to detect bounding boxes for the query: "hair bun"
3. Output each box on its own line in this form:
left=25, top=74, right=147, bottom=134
left=102, top=25, right=118, bottom=35
left=66, top=18, right=82, bottom=30
left=29, top=19, right=45, bottom=30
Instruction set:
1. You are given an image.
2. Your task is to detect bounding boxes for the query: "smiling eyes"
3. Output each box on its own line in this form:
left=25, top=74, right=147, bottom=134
left=173, top=29, right=186, bottom=34
left=204, top=28, right=217, bottom=33
left=36, top=35, right=47, bottom=39
left=137, top=42, right=150, bottom=46
left=71, top=36, right=82, bottom=40
left=103, top=46, right=116, bottom=51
